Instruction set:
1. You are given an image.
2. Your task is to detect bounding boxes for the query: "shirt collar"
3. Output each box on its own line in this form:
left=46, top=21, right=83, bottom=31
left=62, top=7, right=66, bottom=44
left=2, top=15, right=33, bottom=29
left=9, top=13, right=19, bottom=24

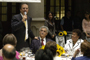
left=20, top=13, right=23, bottom=17
left=69, top=39, right=81, bottom=44
left=39, top=36, right=46, bottom=41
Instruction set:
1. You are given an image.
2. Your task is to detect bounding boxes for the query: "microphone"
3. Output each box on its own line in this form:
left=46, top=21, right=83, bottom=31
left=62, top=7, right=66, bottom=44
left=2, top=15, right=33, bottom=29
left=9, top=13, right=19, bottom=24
left=24, top=12, right=27, bottom=15
left=24, top=12, right=27, bottom=21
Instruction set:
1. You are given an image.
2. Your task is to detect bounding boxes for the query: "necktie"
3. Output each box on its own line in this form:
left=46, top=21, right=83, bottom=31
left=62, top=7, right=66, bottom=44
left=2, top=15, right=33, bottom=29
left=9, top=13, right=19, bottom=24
left=24, top=21, right=26, bottom=41
left=41, top=39, right=44, bottom=46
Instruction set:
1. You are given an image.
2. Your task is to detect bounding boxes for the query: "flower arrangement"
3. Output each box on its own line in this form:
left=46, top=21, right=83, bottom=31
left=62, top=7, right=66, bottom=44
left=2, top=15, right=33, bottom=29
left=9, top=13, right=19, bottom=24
left=58, top=31, right=67, bottom=36
left=40, top=44, right=65, bottom=57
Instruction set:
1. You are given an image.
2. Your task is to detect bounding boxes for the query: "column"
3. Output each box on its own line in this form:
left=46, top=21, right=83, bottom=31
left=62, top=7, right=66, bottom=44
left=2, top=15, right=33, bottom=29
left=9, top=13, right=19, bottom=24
left=27, top=0, right=45, bottom=36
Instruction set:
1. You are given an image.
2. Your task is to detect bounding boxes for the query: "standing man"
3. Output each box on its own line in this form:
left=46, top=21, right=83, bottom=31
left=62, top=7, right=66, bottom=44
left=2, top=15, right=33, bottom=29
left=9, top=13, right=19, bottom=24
left=11, top=3, right=38, bottom=51
left=60, top=10, right=73, bottom=31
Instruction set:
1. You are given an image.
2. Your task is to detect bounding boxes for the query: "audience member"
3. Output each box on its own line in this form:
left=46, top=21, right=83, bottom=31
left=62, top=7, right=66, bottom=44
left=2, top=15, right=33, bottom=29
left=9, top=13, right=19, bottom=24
left=2, top=44, right=16, bottom=60
left=64, top=29, right=84, bottom=56
left=82, top=11, right=90, bottom=42
left=0, top=34, right=20, bottom=60
left=45, top=41, right=65, bottom=60
left=60, top=10, right=73, bottom=31
left=35, top=49, right=53, bottom=60
left=11, top=3, right=38, bottom=51
left=71, top=40, right=90, bottom=60
left=45, top=41, right=57, bottom=56
left=45, top=11, right=55, bottom=41
left=30, top=26, right=53, bottom=53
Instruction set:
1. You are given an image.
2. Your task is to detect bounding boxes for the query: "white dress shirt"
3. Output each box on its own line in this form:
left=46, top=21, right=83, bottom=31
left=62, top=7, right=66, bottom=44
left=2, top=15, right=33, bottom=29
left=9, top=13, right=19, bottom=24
left=39, top=37, right=46, bottom=45
left=21, top=13, right=28, bottom=40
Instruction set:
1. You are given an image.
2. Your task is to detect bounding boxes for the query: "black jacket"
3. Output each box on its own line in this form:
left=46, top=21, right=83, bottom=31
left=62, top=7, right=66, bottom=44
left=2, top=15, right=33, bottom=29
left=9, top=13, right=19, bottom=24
left=11, top=14, right=35, bottom=51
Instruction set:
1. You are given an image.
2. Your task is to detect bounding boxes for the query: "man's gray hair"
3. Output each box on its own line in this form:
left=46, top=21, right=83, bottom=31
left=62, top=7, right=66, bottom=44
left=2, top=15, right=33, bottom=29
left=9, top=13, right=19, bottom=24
left=39, top=26, right=49, bottom=33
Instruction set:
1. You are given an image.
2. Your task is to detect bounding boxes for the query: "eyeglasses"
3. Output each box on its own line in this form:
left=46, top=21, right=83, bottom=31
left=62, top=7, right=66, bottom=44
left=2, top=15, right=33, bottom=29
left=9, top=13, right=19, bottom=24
left=22, top=8, right=28, bottom=10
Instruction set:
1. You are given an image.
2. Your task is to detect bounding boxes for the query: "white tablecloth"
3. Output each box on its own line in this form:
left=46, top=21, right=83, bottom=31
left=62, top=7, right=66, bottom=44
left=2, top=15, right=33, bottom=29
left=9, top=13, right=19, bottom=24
left=25, top=56, right=71, bottom=60
left=26, top=57, right=35, bottom=60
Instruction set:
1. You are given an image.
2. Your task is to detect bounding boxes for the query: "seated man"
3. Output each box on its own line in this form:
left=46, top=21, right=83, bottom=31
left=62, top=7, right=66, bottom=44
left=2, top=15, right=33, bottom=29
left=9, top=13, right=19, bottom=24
left=2, top=44, right=16, bottom=60
left=30, top=26, right=53, bottom=53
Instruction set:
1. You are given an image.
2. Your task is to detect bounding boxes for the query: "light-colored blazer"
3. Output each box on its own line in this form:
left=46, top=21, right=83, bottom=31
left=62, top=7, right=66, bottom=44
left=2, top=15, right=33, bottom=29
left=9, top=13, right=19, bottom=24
left=64, top=39, right=84, bottom=56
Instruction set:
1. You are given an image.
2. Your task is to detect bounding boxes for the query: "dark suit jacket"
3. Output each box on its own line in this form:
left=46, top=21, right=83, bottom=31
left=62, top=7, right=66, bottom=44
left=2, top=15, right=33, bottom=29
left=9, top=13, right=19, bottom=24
left=11, top=14, right=35, bottom=51
left=30, top=37, right=53, bottom=54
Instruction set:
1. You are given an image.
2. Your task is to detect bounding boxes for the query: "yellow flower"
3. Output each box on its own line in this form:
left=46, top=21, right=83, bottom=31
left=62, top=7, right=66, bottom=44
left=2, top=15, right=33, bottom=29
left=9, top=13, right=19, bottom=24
left=40, top=44, right=65, bottom=57
left=40, top=45, right=45, bottom=49
left=20, top=52, right=25, bottom=56
left=58, top=32, right=63, bottom=36
left=63, top=31, right=67, bottom=35
left=56, top=44, right=65, bottom=57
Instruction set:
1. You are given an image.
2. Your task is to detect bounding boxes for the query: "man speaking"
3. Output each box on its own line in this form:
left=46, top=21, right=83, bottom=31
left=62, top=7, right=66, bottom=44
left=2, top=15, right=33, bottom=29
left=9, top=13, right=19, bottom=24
left=11, top=3, right=38, bottom=51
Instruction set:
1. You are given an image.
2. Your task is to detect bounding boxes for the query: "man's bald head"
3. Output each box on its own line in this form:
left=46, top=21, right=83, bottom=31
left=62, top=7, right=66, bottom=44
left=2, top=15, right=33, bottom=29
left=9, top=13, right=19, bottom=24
left=2, top=44, right=16, bottom=60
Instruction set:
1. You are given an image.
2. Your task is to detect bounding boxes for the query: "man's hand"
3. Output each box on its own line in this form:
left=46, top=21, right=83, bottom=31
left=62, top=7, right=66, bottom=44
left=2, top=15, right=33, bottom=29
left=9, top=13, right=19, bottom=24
left=52, top=35, right=55, bottom=38
left=34, top=37, right=39, bottom=40
left=22, top=15, right=27, bottom=22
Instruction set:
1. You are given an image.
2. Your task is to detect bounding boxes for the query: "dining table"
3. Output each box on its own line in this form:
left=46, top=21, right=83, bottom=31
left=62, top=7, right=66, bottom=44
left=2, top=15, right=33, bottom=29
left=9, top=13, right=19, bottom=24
left=19, top=47, right=72, bottom=60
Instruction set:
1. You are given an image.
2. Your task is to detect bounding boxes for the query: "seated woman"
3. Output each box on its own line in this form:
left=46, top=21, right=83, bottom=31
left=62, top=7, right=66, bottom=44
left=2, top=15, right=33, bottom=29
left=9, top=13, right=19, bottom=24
left=71, top=40, right=90, bottom=60
left=0, top=34, right=20, bottom=60
left=64, top=29, right=84, bottom=56
left=35, top=49, right=53, bottom=60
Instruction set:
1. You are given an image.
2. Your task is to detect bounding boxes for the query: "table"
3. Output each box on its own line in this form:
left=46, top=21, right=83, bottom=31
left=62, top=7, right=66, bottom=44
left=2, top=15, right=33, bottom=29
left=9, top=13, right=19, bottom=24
left=20, top=56, right=72, bottom=60
left=19, top=47, right=72, bottom=60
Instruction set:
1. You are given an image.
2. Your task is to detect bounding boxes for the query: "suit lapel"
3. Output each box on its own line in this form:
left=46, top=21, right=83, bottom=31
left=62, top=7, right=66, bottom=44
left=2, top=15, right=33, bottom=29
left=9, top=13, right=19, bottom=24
left=18, top=14, right=22, bottom=21
left=27, top=16, right=29, bottom=23
left=46, top=38, right=50, bottom=43
left=37, top=37, right=41, bottom=46
left=68, top=40, right=73, bottom=49
left=73, top=39, right=80, bottom=49
left=46, top=38, right=48, bottom=42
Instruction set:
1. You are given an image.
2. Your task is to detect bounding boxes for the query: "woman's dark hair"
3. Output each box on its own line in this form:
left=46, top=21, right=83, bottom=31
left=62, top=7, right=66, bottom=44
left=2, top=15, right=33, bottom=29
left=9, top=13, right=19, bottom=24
left=84, top=11, right=90, bottom=20
left=45, top=41, right=57, bottom=56
left=47, top=11, right=54, bottom=23
left=72, top=29, right=81, bottom=39
left=35, top=49, right=53, bottom=60
left=3, top=34, right=17, bottom=46
left=81, top=40, right=90, bottom=57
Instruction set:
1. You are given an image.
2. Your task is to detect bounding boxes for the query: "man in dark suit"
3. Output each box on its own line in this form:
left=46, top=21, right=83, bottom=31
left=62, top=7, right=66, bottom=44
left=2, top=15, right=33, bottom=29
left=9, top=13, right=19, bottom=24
left=30, top=26, right=53, bottom=53
left=11, top=3, right=38, bottom=51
